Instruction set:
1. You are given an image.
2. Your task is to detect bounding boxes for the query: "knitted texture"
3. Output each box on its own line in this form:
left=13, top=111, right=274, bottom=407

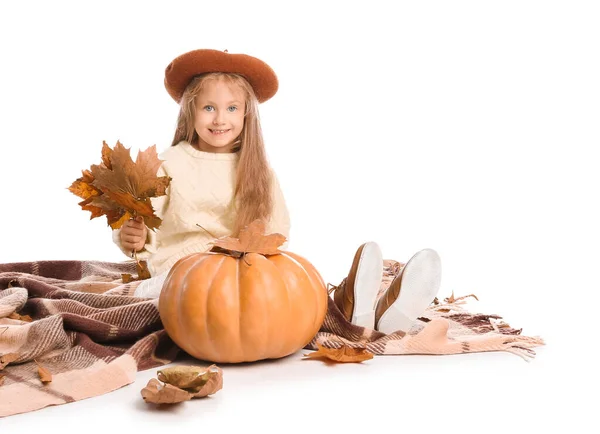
left=112, top=141, right=290, bottom=276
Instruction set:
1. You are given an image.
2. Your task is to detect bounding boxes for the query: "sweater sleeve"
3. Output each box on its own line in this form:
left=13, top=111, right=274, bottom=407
left=267, top=170, right=291, bottom=248
left=111, top=164, right=170, bottom=259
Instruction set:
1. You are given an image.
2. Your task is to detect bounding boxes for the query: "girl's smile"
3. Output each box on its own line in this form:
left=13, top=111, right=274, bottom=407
left=194, top=78, right=246, bottom=153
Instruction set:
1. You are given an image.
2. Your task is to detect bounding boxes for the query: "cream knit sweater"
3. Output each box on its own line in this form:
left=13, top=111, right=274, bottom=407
left=112, top=141, right=291, bottom=276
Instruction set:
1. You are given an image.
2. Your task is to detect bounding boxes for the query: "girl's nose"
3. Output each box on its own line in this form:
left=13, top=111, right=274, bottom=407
left=213, top=111, right=225, bottom=125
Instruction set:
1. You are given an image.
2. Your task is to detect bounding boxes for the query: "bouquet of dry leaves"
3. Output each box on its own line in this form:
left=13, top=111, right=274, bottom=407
left=68, top=140, right=171, bottom=281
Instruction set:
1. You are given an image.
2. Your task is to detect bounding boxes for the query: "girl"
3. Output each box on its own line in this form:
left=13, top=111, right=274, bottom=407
left=113, top=48, right=441, bottom=335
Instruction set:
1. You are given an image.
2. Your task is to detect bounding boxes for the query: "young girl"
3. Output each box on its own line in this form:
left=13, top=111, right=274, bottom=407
left=112, top=48, right=441, bottom=335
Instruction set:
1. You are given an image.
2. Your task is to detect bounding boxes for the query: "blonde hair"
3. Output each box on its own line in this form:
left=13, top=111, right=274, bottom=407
left=171, top=73, right=273, bottom=236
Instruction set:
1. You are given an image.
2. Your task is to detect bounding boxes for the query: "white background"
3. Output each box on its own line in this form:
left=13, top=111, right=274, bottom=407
left=0, top=0, right=598, bottom=432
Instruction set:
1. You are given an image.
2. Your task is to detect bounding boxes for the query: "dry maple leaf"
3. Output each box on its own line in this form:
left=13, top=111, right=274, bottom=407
left=142, top=364, right=223, bottom=404
left=121, top=260, right=152, bottom=283
left=68, top=140, right=171, bottom=230
left=211, top=219, right=286, bottom=256
left=35, top=360, right=52, bottom=384
left=304, top=342, right=374, bottom=363
left=0, top=353, right=19, bottom=370
left=141, top=378, right=193, bottom=404
left=157, top=364, right=223, bottom=396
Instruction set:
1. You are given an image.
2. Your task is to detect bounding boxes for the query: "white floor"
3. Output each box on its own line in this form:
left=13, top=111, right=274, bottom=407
left=0, top=294, right=593, bottom=433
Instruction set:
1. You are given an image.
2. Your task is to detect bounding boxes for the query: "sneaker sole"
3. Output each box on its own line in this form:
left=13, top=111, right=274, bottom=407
left=377, top=248, right=441, bottom=334
left=351, top=242, right=384, bottom=328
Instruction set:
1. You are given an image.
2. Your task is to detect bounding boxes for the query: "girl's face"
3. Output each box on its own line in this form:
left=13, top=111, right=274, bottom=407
left=194, top=78, right=246, bottom=153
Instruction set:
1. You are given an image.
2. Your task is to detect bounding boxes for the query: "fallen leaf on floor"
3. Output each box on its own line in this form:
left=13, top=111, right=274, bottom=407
left=0, top=353, right=19, bottom=370
left=142, top=364, right=223, bottom=404
left=35, top=360, right=52, bottom=384
left=141, top=378, right=193, bottom=404
left=304, top=342, right=374, bottom=363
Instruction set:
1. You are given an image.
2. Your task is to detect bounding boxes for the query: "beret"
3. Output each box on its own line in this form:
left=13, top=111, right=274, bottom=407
left=164, top=49, right=278, bottom=104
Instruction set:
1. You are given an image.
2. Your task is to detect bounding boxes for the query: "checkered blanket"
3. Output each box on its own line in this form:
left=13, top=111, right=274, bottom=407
left=0, top=259, right=543, bottom=418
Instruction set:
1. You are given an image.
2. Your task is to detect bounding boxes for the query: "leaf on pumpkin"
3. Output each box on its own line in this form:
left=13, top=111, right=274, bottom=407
left=8, top=312, right=33, bottom=322
left=0, top=353, right=19, bottom=370
left=212, top=219, right=286, bottom=256
left=35, top=360, right=52, bottom=384
left=157, top=364, right=223, bottom=397
left=68, top=140, right=171, bottom=230
left=141, top=378, right=193, bottom=404
left=303, top=342, right=374, bottom=363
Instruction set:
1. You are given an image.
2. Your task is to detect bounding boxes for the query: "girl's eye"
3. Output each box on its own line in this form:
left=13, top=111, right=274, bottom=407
left=204, top=106, right=215, bottom=112
left=227, top=106, right=238, bottom=112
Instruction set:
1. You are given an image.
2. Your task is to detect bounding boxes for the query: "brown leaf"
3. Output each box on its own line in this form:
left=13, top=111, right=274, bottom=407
left=0, top=353, right=19, bottom=370
left=7, top=312, right=33, bottom=322
left=212, top=219, right=286, bottom=255
left=141, top=378, right=193, bottom=404
left=35, top=360, right=52, bottom=384
left=157, top=364, right=223, bottom=396
left=69, top=140, right=171, bottom=230
left=121, top=260, right=151, bottom=283
left=303, top=342, right=374, bottom=363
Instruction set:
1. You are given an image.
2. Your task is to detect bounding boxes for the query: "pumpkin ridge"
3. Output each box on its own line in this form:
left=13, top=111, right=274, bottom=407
left=204, top=255, right=227, bottom=362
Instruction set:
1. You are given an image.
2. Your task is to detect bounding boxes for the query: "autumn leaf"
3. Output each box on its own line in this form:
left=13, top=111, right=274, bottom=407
left=141, top=378, right=193, bottom=404
left=121, top=260, right=152, bottom=283
left=68, top=140, right=171, bottom=230
left=444, top=291, right=479, bottom=304
left=142, top=364, right=223, bottom=404
left=8, top=312, right=33, bottom=322
left=303, top=342, right=374, bottom=363
left=0, top=353, right=19, bottom=370
left=35, top=360, right=52, bottom=384
left=211, top=219, right=286, bottom=256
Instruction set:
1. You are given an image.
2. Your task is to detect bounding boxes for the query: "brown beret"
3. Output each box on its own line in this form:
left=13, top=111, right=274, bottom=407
left=164, top=49, right=278, bottom=104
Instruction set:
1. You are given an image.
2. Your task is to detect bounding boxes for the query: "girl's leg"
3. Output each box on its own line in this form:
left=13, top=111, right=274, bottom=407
left=133, top=270, right=169, bottom=298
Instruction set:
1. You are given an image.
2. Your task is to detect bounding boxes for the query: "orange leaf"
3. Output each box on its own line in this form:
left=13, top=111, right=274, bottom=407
left=303, top=342, right=374, bottom=363
left=0, top=353, right=19, bottom=370
left=69, top=141, right=171, bottom=230
left=8, top=312, right=33, bottom=322
left=35, top=360, right=52, bottom=384
left=212, top=219, right=286, bottom=255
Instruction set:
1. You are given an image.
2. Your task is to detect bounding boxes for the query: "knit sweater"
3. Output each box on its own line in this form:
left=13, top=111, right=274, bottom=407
left=112, top=141, right=291, bottom=276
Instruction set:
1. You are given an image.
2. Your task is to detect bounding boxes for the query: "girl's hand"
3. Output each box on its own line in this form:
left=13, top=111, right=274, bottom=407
left=120, top=216, right=148, bottom=252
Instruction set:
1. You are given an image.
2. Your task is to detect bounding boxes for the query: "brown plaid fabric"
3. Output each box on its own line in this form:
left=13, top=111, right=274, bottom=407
left=0, top=259, right=543, bottom=418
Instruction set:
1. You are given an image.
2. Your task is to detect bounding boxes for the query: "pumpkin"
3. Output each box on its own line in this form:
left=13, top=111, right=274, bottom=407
left=158, top=220, right=328, bottom=363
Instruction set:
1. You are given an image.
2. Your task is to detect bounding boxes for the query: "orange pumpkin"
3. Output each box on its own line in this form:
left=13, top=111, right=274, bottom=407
left=158, top=221, right=328, bottom=363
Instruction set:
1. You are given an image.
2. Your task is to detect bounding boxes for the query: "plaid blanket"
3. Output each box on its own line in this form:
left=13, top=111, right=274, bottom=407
left=0, top=259, right=544, bottom=418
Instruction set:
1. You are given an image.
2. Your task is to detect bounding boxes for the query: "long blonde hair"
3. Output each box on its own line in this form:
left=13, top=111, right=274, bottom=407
left=171, top=73, right=273, bottom=236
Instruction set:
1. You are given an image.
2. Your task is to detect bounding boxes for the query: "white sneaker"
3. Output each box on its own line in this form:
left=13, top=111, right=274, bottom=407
left=331, top=241, right=384, bottom=329
left=375, top=248, right=442, bottom=334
